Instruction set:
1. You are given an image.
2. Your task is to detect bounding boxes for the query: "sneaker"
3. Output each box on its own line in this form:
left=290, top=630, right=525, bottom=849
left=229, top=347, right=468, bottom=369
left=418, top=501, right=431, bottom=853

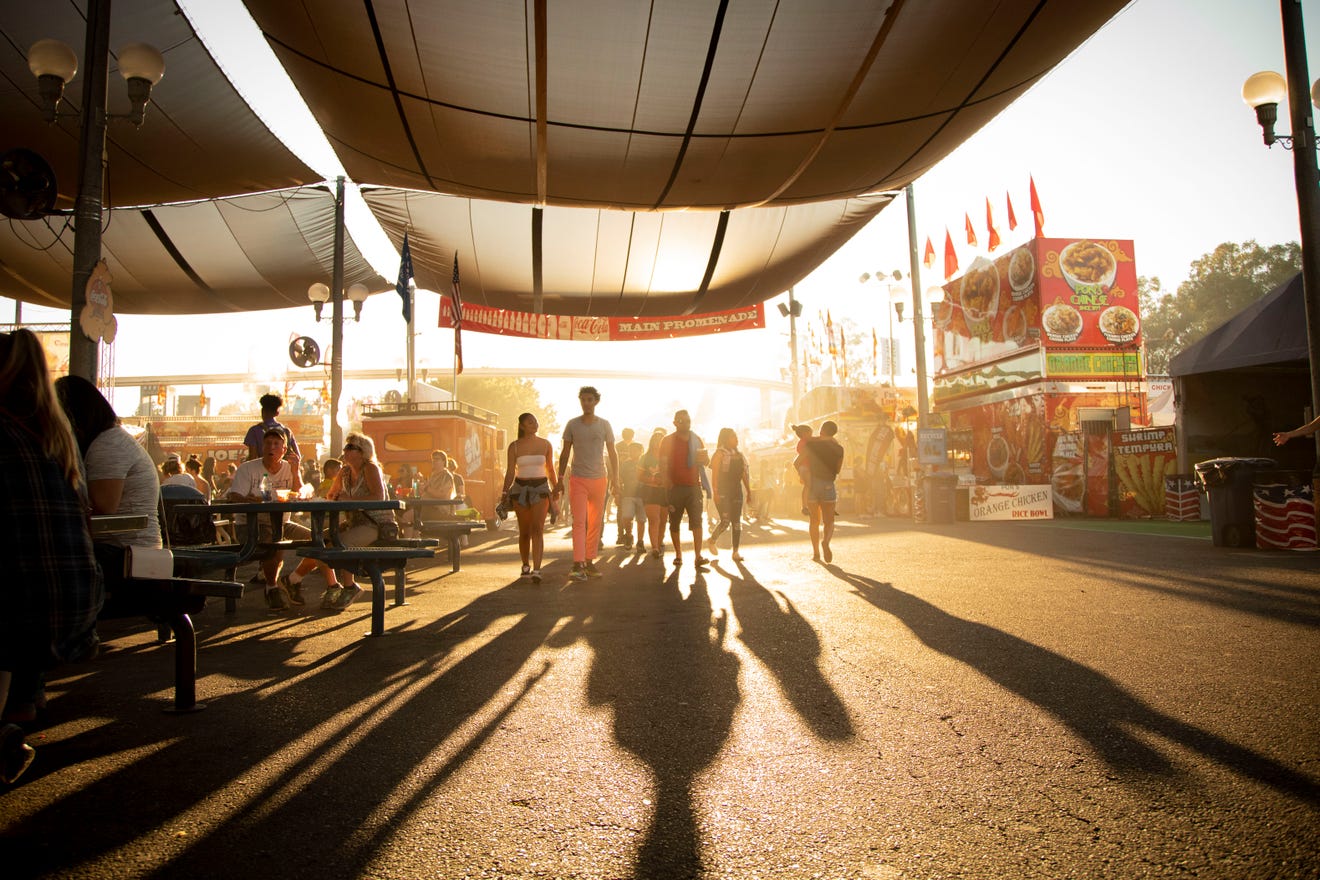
left=320, top=586, right=343, bottom=610
left=634, top=542, right=646, bottom=555
left=531, top=569, right=542, bottom=584
left=651, top=549, right=663, bottom=560
left=694, top=556, right=710, bottom=568
left=569, top=563, right=588, bottom=582
left=0, top=724, right=36, bottom=785
left=584, top=560, right=603, bottom=578
left=329, top=584, right=363, bottom=611
left=521, top=564, right=532, bottom=581
left=264, top=584, right=289, bottom=611
left=279, top=574, right=304, bottom=606
left=673, top=555, right=683, bottom=566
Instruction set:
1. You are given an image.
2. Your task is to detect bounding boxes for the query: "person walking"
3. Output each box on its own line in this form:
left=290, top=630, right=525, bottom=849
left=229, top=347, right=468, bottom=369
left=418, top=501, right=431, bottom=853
left=708, top=428, right=752, bottom=561
left=796, top=420, right=844, bottom=562
left=613, top=428, right=643, bottom=545
left=616, top=440, right=647, bottom=553
left=639, top=428, right=668, bottom=559
left=659, top=409, right=709, bottom=567
left=555, top=386, right=618, bottom=581
left=499, top=412, right=558, bottom=583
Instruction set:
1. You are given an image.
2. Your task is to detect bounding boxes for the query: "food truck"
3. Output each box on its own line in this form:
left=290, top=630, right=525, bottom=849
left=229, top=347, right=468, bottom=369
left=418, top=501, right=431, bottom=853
left=751, top=384, right=919, bottom=517
left=931, top=237, right=1171, bottom=517
left=360, top=400, right=506, bottom=526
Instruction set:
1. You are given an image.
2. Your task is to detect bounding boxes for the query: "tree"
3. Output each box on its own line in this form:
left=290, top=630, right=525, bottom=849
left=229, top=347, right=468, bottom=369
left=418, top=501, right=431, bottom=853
left=437, top=375, right=559, bottom=435
left=1139, top=240, right=1301, bottom=375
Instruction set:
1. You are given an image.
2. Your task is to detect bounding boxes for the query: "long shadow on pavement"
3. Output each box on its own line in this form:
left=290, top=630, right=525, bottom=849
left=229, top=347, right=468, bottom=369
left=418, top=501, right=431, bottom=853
left=831, top=564, right=1320, bottom=807
left=579, top=564, right=741, bottom=879
left=4, top=580, right=565, bottom=879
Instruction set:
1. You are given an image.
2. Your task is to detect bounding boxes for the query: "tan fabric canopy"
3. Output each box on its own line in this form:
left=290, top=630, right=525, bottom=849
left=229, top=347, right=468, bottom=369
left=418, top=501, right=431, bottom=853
left=245, top=0, right=1125, bottom=210
left=0, top=186, right=385, bottom=314
left=365, top=187, right=892, bottom=316
left=0, top=1, right=1125, bottom=318
left=0, top=0, right=317, bottom=210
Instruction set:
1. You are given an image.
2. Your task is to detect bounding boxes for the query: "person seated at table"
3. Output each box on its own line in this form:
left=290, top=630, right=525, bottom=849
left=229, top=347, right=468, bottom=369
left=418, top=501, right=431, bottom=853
left=315, top=458, right=341, bottom=497
left=226, top=429, right=339, bottom=611
left=423, top=449, right=455, bottom=499
left=160, top=456, right=195, bottom=490
left=212, top=462, right=236, bottom=496
left=322, top=432, right=396, bottom=612
left=184, top=454, right=210, bottom=495
left=55, top=376, right=163, bottom=559
left=1, top=331, right=103, bottom=781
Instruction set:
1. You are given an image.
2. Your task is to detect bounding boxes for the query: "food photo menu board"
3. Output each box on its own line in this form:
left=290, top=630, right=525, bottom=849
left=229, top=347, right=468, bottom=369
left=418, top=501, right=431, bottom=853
left=932, top=237, right=1143, bottom=381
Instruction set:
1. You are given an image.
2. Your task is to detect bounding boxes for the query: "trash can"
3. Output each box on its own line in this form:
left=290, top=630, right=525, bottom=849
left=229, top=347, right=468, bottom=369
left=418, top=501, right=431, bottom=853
left=923, top=474, right=958, bottom=524
left=1250, top=469, right=1316, bottom=549
left=1193, top=457, right=1275, bottom=547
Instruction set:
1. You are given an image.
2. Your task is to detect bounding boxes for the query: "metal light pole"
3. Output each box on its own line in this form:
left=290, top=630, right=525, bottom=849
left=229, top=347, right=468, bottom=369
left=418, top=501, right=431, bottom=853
left=1280, top=0, right=1320, bottom=472
left=67, top=0, right=112, bottom=382
left=788, top=287, right=801, bottom=422
left=905, top=184, right=930, bottom=429
left=330, top=176, right=345, bottom=454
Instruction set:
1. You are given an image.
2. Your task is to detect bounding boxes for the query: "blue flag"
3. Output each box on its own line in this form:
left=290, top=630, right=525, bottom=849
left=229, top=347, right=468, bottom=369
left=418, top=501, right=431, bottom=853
left=396, top=233, right=414, bottom=322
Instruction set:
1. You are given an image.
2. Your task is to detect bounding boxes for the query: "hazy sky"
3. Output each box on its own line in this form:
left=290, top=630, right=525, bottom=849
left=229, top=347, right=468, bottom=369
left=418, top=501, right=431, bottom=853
left=8, top=0, right=1320, bottom=432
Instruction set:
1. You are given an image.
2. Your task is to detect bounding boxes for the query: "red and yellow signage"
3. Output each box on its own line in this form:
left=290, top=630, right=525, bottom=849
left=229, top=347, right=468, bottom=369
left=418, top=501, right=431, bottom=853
left=933, top=236, right=1142, bottom=382
left=438, top=302, right=764, bottom=341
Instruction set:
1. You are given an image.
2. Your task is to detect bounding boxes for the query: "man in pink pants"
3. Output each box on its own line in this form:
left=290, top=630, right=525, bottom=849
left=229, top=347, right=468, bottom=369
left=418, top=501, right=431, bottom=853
left=555, top=386, right=619, bottom=581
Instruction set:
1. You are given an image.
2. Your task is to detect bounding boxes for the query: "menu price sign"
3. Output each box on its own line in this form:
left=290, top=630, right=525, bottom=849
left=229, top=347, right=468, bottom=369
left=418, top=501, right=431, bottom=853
left=968, top=484, right=1054, bottom=521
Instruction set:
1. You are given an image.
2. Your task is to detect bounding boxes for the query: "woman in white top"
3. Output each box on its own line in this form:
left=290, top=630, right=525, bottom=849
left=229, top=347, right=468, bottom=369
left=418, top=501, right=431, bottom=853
left=500, top=412, right=558, bottom=583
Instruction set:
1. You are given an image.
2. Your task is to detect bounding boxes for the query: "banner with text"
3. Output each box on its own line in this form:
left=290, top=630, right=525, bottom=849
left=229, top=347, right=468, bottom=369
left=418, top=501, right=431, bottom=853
left=969, top=483, right=1055, bottom=521
left=438, top=302, right=765, bottom=341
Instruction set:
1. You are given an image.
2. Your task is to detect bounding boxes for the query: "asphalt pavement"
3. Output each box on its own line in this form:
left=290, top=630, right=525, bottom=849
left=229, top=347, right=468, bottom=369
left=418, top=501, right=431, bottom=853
left=2, top=514, right=1317, bottom=880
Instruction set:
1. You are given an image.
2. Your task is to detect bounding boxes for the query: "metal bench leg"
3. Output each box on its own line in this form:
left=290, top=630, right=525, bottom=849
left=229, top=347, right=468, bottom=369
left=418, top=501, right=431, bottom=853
left=393, top=564, right=408, bottom=606
left=165, top=611, right=205, bottom=713
left=224, top=566, right=239, bottom=614
left=449, top=536, right=461, bottom=572
left=366, top=565, right=388, bottom=637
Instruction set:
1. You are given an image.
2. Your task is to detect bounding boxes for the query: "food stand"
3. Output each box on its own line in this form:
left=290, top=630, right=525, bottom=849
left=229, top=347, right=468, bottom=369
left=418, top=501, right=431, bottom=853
left=931, top=236, right=1160, bottom=517
left=360, top=400, right=506, bottom=526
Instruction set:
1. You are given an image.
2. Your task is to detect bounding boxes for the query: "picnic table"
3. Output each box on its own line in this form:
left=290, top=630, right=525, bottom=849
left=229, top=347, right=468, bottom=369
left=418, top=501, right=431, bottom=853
left=404, top=497, right=481, bottom=572
left=90, top=514, right=240, bottom=712
left=176, top=498, right=436, bottom=636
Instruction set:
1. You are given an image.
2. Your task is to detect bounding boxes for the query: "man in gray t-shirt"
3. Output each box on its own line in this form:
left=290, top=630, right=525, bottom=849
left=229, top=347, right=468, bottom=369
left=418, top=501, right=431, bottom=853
left=555, top=386, right=618, bottom=580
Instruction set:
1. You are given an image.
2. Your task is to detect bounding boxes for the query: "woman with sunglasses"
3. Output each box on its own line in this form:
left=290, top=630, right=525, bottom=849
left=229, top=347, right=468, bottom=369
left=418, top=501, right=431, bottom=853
left=499, top=412, right=557, bottom=583
left=322, top=432, right=395, bottom=611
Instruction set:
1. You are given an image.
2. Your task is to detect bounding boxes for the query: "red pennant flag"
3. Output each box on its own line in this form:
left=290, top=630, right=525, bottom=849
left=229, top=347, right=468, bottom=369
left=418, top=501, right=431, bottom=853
left=923, top=236, right=936, bottom=270
left=1006, top=191, right=1018, bottom=231
left=965, top=212, right=977, bottom=247
left=944, top=228, right=958, bottom=279
left=986, top=197, right=1001, bottom=252
left=1029, top=175, right=1044, bottom=237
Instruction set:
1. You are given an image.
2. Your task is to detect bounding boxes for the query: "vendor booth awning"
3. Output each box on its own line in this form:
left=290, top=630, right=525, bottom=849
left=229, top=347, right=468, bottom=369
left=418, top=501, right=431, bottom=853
left=1169, top=273, right=1309, bottom=376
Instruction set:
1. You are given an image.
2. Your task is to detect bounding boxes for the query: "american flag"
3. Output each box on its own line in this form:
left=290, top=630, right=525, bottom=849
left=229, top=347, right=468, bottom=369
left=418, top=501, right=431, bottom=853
left=395, top=233, right=413, bottom=322
left=448, top=253, right=464, bottom=374
left=1253, top=482, right=1316, bottom=549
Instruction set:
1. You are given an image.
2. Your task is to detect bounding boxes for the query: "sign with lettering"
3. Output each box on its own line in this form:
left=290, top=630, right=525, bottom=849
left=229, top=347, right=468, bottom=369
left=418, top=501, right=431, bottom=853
left=968, top=483, right=1055, bottom=521
left=438, top=302, right=764, bottom=341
